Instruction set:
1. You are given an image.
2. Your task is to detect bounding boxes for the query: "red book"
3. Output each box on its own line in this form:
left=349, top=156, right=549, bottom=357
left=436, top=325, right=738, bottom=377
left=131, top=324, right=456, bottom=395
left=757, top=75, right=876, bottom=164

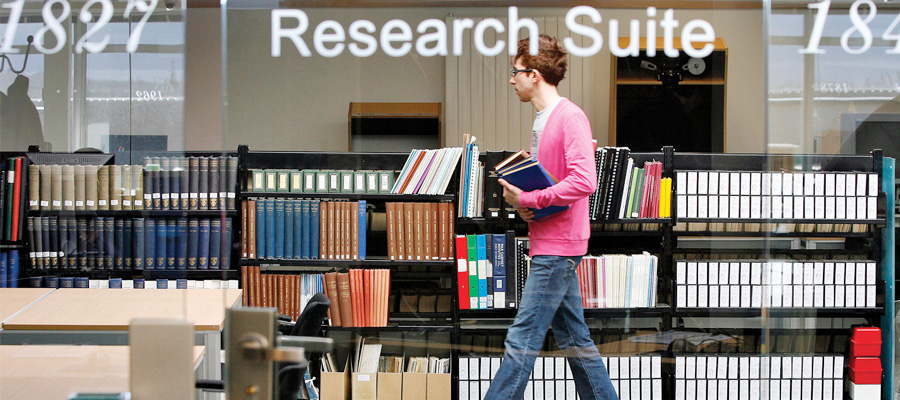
left=11, top=157, right=22, bottom=241
left=455, top=235, right=470, bottom=310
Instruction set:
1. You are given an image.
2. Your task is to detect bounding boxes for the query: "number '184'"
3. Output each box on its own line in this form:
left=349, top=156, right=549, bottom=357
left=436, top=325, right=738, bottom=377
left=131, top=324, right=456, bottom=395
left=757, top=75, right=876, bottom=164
left=801, top=0, right=900, bottom=55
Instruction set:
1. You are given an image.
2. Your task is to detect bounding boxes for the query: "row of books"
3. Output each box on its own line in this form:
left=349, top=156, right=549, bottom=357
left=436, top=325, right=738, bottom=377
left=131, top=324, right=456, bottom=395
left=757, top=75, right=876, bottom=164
left=142, top=155, right=239, bottom=210
left=391, top=147, right=463, bottom=195
left=386, top=202, right=455, bottom=261
left=576, top=253, right=659, bottom=309
left=455, top=233, right=529, bottom=310
left=675, top=260, right=878, bottom=308
left=459, top=355, right=663, bottom=400
left=676, top=170, right=879, bottom=221
left=26, top=276, right=239, bottom=289
left=249, top=199, right=367, bottom=260
left=239, top=266, right=324, bottom=322
left=320, top=268, right=391, bottom=327
left=589, top=147, right=671, bottom=220
left=674, top=354, right=844, bottom=400
left=26, top=216, right=233, bottom=271
left=28, top=164, right=145, bottom=211
left=2, top=156, right=29, bottom=241
left=458, top=135, right=483, bottom=218
left=674, top=221, right=871, bottom=233
left=0, top=250, right=21, bottom=287
left=249, top=168, right=396, bottom=194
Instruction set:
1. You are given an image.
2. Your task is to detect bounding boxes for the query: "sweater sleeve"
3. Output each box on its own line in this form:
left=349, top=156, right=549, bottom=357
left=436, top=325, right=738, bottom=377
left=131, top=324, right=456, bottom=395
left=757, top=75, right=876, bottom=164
left=518, top=112, right=597, bottom=209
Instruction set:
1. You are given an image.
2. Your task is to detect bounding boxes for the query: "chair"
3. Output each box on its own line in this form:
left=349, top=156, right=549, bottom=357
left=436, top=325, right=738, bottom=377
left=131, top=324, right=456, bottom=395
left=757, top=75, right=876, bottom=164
left=196, top=292, right=332, bottom=400
left=276, top=292, right=332, bottom=400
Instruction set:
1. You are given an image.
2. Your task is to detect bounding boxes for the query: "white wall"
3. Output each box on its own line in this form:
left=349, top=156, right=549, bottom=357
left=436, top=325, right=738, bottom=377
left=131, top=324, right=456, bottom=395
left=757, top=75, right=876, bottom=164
left=187, top=6, right=766, bottom=152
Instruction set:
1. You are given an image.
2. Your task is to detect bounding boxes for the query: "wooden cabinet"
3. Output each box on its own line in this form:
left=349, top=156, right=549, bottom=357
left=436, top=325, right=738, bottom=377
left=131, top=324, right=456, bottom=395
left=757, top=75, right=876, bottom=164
left=610, top=38, right=727, bottom=152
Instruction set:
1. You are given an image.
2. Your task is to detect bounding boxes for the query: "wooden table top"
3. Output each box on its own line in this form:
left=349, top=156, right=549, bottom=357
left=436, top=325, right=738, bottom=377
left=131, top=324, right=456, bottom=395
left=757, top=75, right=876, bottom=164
left=0, top=288, right=55, bottom=323
left=2, top=289, right=242, bottom=331
left=0, top=345, right=205, bottom=400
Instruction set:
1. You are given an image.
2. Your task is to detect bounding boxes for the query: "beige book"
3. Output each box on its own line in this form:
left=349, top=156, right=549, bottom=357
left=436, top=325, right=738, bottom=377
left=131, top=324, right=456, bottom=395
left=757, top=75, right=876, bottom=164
left=97, top=165, right=110, bottom=210
left=50, top=164, right=63, bottom=210
left=122, top=165, right=132, bottom=210
left=109, top=164, right=122, bottom=210
left=62, top=165, right=75, bottom=210
left=85, top=165, right=99, bottom=210
left=132, top=165, right=144, bottom=210
left=38, top=165, right=51, bottom=210
left=28, top=164, right=39, bottom=210
left=74, top=165, right=86, bottom=210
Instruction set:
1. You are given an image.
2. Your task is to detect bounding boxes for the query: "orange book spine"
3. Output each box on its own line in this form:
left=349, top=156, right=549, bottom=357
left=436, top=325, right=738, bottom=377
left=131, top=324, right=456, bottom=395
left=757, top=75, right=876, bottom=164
left=395, top=202, right=406, bottom=260
left=241, top=266, right=249, bottom=306
left=319, top=201, right=328, bottom=259
left=337, top=272, right=353, bottom=327
left=404, top=203, right=415, bottom=261
left=423, top=202, right=432, bottom=261
left=386, top=202, right=396, bottom=260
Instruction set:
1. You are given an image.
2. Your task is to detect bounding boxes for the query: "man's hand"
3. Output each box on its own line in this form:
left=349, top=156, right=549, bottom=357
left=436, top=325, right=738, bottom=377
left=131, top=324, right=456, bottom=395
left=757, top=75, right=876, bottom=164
left=499, top=179, right=534, bottom=222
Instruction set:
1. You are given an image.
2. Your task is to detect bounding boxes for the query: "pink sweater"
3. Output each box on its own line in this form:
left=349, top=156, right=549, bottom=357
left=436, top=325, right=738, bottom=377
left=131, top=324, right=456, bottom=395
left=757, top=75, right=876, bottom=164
left=517, top=98, right=597, bottom=256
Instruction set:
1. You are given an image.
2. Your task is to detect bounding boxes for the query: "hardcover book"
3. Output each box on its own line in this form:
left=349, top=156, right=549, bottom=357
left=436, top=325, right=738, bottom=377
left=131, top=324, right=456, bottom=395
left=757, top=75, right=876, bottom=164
left=494, top=151, right=568, bottom=220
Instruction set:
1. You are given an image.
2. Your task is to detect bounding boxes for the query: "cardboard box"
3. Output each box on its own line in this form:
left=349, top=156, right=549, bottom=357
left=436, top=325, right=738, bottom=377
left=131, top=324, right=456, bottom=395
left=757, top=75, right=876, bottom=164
left=352, top=372, right=377, bottom=400
left=402, top=372, right=428, bottom=400
left=426, top=373, right=451, bottom=400
left=377, top=372, right=403, bottom=399
left=321, top=362, right=351, bottom=400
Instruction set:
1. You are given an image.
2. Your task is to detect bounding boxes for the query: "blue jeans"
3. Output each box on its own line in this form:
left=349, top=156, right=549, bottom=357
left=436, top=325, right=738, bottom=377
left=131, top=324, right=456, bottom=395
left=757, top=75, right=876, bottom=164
left=484, top=255, right=618, bottom=400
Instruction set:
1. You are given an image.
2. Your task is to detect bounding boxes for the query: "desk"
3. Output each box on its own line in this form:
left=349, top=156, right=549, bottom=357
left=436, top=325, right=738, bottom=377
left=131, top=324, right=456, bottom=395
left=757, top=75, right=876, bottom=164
left=0, top=288, right=55, bottom=323
left=0, top=345, right=205, bottom=400
left=0, top=289, right=241, bottom=380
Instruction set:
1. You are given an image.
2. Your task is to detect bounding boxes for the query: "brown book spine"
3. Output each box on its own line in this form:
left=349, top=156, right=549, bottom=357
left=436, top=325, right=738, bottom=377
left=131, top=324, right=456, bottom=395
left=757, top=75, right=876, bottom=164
left=366, top=269, right=374, bottom=327
left=405, top=202, right=416, bottom=260
left=447, top=202, right=456, bottom=258
left=396, top=202, right=406, bottom=260
left=319, top=201, right=328, bottom=260
left=28, top=164, right=39, bottom=210
left=386, top=202, right=396, bottom=260
left=343, top=202, right=351, bottom=260
left=351, top=201, right=359, bottom=260
left=324, top=272, right=341, bottom=326
left=241, top=266, right=249, bottom=306
left=278, top=275, right=285, bottom=317
left=262, top=273, right=269, bottom=308
left=438, top=202, right=447, bottom=260
left=241, top=201, right=248, bottom=258
left=336, top=272, right=354, bottom=327
left=294, top=275, right=301, bottom=321
left=430, top=203, right=440, bottom=260
left=423, top=202, right=432, bottom=260
left=252, top=266, right=260, bottom=307
left=383, top=269, right=391, bottom=326
left=328, top=201, right=336, bottom=260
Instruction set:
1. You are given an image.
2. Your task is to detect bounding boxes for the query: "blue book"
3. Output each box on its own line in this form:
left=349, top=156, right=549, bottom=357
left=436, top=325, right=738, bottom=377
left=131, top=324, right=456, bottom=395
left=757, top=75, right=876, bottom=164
left=476, top=234, right=488, bottom=309
left=300, top=199, right=310, bottom=259
left=255, top=200, right=266, bottom=259
left=0, top=251, right=6, bottom=288
left=492, top=234, right=506, bottom=277
left=293, top=200, right=303, bottom=259
left=60, top=276, right=74, bottom=288
left=187, top=219, right=199, bottom=269
left=265, top=199, right=276, bottom=259
left=284, top=199, right=294, bottom=259
left=134, top=278, right=145, bottom=289
left=358, top=200, right=367, bottom=260
left=274, top=199, right=285, bottom=259
left=221, top=218, right=232, bottom=269
left=157, top=279, right=168, bottom=289
left=103, top=217, right=115, bottom=270
left=310, top=200, right=320, bottom=259
left=74, top=276, right=89, bottom=288
left=44, top=276, right=58, bottom=288
left=209, top=218, right=222, bottom=269
left=114, top=218, right=124, bottom=270
left=176, top=278, right=188, bottom=289
left=109, top=278, right=122, bottom=289
left=176, top=218, right=188, bottom=270
left=493, top=276, right=506, bottom=309
left=485, top=234, right=494, bottom=308
left=495, top=155, right=568, bottom=220
left=155, top=218, right=167, bottom=271
left=144, top=218, right=156, bottom=270
left=28, top=276, right=42, bottom=288
left=134, top=218, right=145, bottom=270
left=123, top=218, right=133, bottom=270
left=166, top=219, right=177, bottom=270
left=198, top=218, right=210, bottom=270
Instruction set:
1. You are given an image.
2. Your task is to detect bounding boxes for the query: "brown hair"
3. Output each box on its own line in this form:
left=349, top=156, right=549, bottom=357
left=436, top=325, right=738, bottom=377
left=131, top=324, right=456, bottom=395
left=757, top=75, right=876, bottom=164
left=515, top=34, right=567, bottom=86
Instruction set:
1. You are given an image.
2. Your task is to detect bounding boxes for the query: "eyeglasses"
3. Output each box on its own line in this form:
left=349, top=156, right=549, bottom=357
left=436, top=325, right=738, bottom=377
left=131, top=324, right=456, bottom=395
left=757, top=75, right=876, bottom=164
left=510, top=68, right=535, bottom=78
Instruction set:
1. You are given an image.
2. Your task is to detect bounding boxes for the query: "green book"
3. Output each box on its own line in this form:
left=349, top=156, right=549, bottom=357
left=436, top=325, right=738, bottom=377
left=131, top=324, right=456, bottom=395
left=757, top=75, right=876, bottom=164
left=276, top=169, right=290, bottom=192
left=327, top=170, right=340, bottom=193
left=315, top=170, right=329, bottom=193
left=340, top=170, right=354, bottom=193
left=264, top=170, right=278, bottom=192
left=377, top=170, right=395, bottom=193
left=290, top=170, right=303, bottom=193
left=365, top=172, right=379, bottom=194
left=302, top=170, right=317, bottom=192
left=251, top=169, right=265, bottom=192
left=625, top=166, right=640, bottom=219
left=631, top=168, right=646, bottom=218
left=354, top=171, right=367, bottom=194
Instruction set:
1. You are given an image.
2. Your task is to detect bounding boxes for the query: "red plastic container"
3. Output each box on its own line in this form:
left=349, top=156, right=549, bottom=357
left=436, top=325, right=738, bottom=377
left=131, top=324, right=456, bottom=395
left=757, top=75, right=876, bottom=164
left=849, top=357, right=882, bottom=384
left=851, top=327, right=883, bottom=357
